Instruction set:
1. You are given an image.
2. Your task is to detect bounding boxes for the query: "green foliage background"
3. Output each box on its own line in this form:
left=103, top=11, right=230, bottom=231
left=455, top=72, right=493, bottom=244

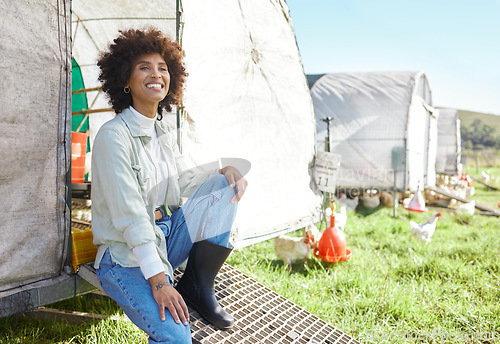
left=458, top=110, right=500, bottom=149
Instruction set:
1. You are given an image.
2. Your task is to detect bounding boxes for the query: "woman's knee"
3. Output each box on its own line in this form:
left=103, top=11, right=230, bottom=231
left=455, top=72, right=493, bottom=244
left=207, top=173, right=228, bottom=189
left=203, top=174, right=237, bottom=205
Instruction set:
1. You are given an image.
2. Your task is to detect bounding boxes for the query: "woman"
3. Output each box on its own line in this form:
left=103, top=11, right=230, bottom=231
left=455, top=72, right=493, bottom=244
left=91, top=27, right=247, bottom=343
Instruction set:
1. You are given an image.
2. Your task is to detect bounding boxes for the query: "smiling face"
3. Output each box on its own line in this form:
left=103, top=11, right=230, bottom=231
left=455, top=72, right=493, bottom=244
left=126, top=52, right=170, bottom=117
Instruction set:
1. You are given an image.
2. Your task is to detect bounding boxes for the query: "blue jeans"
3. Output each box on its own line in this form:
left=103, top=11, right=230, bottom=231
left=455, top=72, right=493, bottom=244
left=96, top=174, right=237, bottom=343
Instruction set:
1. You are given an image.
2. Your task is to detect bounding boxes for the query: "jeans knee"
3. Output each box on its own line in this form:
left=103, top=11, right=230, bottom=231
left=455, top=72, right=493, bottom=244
left=209, top=173, right=228, bottom=189
left=206, top=174, right=236, bottom=202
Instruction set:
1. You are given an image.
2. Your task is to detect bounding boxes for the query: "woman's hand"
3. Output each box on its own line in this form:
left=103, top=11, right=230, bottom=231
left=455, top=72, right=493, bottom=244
left=219, top=166, right=248, bottom=203
left=148, top=273, right=189, bottom=325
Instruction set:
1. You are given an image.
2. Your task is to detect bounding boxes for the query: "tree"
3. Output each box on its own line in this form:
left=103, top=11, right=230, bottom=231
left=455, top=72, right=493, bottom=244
left=460, top=119, right=498, bottom=149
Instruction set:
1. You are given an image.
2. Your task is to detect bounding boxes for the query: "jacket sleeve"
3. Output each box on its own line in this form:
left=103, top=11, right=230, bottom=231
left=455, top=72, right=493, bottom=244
left=92, top=127, right=156, bottom=249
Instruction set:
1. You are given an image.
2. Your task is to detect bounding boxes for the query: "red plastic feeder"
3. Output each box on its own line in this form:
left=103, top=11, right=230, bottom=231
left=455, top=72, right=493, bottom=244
left=314, top=215, right=352, bottom=263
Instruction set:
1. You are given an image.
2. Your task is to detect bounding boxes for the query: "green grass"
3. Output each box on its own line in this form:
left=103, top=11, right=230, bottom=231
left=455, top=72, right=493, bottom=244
left=463, top=165, right=500, bottom=210
left=0, top=296, right=148, bottom=344
left=227, top=206, right=500, bottom=343
left=1, top=169, right=499, bottom=343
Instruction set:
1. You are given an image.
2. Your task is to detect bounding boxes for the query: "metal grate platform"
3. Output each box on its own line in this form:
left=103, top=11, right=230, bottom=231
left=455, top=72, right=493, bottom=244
left=174, top=264, right=360, bottom=344
left=71, top=199, right=361, bottom=344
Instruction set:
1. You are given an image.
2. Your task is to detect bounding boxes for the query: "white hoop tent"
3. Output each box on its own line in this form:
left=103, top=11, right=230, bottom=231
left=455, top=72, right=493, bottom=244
left=436, top=108, right=462, bottom=175
left=308, top=71, right=438, bottom=191
left=1, top=0, right=320, bottom=315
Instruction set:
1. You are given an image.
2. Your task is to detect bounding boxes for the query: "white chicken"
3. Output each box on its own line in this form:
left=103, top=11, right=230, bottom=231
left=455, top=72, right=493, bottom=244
left=337, top=193, right=359, bottom=211
left=410, top=211, right=441, bottom=244
left=360, top=190, right=380, bottom=209
left=306, top=224, right=321, bottom=250
left=326, top=205, right=348, bottom=231
left=436, top=174, right=450, bottom=188
left=274, top=225, right=320, bottom=270
left=456, top=200, right=476, bottom=215
left=481, top=170, right=490, bottom=183
left=424, top=188, right=450, bottom=208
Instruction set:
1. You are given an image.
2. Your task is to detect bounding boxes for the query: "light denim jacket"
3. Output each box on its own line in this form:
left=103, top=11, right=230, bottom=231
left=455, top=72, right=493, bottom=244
left=91, top=108, right=216, bottom=280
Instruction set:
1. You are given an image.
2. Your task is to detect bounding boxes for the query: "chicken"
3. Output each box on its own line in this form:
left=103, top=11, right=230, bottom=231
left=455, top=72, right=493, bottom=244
left=325, top=205, right=348, bottom=230
left=360, top=190, right=380, bottom=209
left=402, top=196, right=412, bottom=207
left=337, top=193, right=359, bottom=211
left=459, top=173, right=472, bottom=187
left=481, top=170, right=490, bottom=183
left=424, top=188, right=450, bottom=208
left=380, top=191, right=394, bottom=207
left=306, top=224, right=321, bottom=250
left=456, top=200, right=476, bottom=215
left=436, top=174, right=450, bottom=188
left=423, top=189, right=439, bottom=205
left=465, top=186, right=475, bottom=197
left=335, top=206, right=348, bottom=231
left=453, top=186, right=467, bottom=200
left=274, top=225, right=319, bottom=270
left=410, top=211, right=441, bottom=244
left=448, top=198, right=458, bottom=209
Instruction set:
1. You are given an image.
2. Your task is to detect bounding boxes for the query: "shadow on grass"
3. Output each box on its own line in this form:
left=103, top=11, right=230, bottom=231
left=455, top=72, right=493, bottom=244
left=269, top=256, right=349, bottom=277
left=354, top=204, right=386, bottom=217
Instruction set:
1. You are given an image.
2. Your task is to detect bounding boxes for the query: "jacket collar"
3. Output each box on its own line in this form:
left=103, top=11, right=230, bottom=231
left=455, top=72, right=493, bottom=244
left=119, top=107, right=148, bottom=138
left=120, top=107, right=175, bottom=150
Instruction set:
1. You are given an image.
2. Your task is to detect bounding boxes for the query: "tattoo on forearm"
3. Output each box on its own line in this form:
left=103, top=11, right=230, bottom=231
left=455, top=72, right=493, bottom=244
left=155, top=281, right=169, bottom=290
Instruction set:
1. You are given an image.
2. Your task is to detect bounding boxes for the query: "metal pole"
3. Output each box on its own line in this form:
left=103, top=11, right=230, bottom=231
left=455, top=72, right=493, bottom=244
left=393, top=172, right=397, bottom=218
left=175, top=0, right=182, bottom=152
left=321, top=116, right=333, bottom=153
left=321, top=117, right=333, bottom=215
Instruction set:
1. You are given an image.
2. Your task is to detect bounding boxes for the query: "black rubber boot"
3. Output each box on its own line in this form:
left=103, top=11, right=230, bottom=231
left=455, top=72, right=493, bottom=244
left=176, top=241, right=234, bottom=330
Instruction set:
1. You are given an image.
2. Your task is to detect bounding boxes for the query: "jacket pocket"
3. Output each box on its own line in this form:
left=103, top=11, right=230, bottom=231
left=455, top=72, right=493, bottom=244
left=131, top=164, right=153, bottom=202
left=131, top=164, right=144, bottom=186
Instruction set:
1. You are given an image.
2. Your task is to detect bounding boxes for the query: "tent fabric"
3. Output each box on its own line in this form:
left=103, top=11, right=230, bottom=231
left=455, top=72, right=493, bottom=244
left=309, top=71, right=437, bottom=191
left=0, top=0, right=71, bottom=296
left=178, top=0, right=320, bottom=247
left=436, top=108, right=462, bottom=174
left=72, top=0, right=320, bottom=248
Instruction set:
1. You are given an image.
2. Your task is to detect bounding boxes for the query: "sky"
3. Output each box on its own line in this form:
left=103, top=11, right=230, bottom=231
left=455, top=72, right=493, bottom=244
left=285, top=0, right=500, bottom=116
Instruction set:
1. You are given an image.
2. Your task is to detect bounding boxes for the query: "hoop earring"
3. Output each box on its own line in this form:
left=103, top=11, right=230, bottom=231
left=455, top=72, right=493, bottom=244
left=123, top=87, right=131, bottom=94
